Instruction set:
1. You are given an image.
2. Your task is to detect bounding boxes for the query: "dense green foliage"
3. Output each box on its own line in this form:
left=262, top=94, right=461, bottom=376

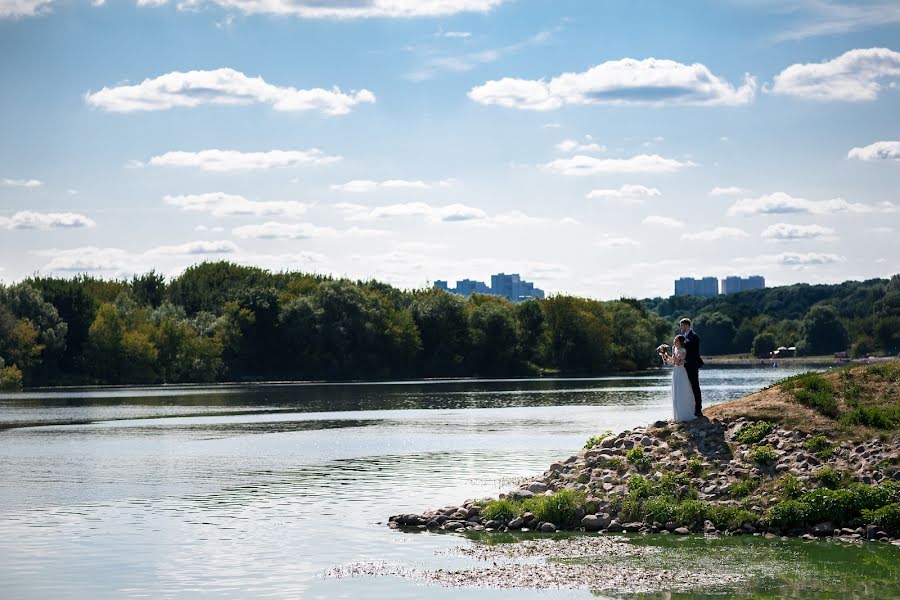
left=767, top=481, right=900, bottom=533
left=735, top=421, right=775, bottom=445
left=0, top=262, right=673, bottom=388
left=643, top=275, right=900, bottom=357
left=480, top=489, right=587, bottom=526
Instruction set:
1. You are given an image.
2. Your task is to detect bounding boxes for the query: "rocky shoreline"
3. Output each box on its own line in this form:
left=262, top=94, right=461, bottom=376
left=389, top=416, right=900, bottom=545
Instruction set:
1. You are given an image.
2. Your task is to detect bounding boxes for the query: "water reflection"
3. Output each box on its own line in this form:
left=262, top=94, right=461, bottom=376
left=4, top=366, right=885, bottom=600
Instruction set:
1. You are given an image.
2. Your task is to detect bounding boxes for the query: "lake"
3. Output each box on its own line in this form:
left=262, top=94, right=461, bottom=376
left=2, top=366, right=898, bottom=599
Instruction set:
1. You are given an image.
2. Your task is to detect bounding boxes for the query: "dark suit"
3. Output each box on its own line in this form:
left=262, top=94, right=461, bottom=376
left=683, top=329, right=704, bottom=416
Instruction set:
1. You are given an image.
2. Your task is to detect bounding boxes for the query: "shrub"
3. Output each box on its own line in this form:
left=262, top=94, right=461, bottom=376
left=777, top=474, right=804, bottom=500
left=627, top=474, right=655, bottom=499
left=781, top=372, right=839, bottom=418
left=626, top=446, right=651, bottom=469
left=522, top=489, right=584, bottom=526
left=706, top=504, right=760, bottom=530
left=735, top=421, right=775, bottom=445
left=728, top=477, right=761, bottom=499
left=676, top=500, right=705, bottom=529
left=866, top=362, right=900, bottom=382
left=815, top=466, right=852, bottom=490
left=0, top=365, right=23, bottom=391
left=862, top=503, right=900, bottom=534
left=643, top=496, right=677, bottom=524
left=686, top=458, right=705, bottom=477
left=842, top=405, right=900, bottom=430
left=843, top=381, right=863, bottom=405
left=481, top=499, right=519, bottom=522
left=803, top=435, right=833, bottom=458
left=584, top=430, right=613, bottom=449
left=749, top=444, right=778, bottom=465
left=768, top=499, right=811, bottom=528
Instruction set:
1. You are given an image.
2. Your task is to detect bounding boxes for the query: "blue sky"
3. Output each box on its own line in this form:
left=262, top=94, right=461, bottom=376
left=1, top=0, right=899, bottom=299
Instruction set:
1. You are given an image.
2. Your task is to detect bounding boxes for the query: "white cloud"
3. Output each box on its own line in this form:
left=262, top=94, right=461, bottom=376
left=542, top=122, right=561, bottom=129
left=709, top=185, right=748, bottom=196
left=232, top=222, right=338, bottom=240
left=586, top=184, right=660, bottom=203
left=543, top=154, right=694, bottom=176
left=559, top=217, right=580, bottom=225
left=441, top=31, right=472, bottom=38
left=848, top=140, right=900, bottom=161
left=761, top=223, right=836, bottom=241
left=682, top=227, right=749, bottom=241
left=163, top=192, right=308, bottom=217
left=492, top=210, right=545, bottom=225
left=2, top=178, right=42, bottom=188
left=769, top=47, right=900, bottom=101
left=773, top=252, right=846, bottom=267
left=727, top=191, right=873, bottom=216
left=556, top=137, right=606, bottom=153
left=774, top=1, right=900, bottom=41
left=148, top=240, right=238, bottom=255
left=194, top=225, right=225, bottom=232
left=144, top=149, right=340, bottom=172
left=336, top=201, right=488, bottom=224
left=468, top=57, right=756, bottom=110
left=596, top=235, right=640, bottom=248
left=0, top=0, right=52, bottom=18
left=330, top=179, right=435, bottom=193
left=869, top=226, right=895, bottom=233
left=39, top=247, right=132, bottom=272
left=85, top=68, right=375, bottom=114
left=642, top=215, right=685, bottom=228
left=156, top=0, right=505, bottom=18
left=0, top=211, right=95, bottom=230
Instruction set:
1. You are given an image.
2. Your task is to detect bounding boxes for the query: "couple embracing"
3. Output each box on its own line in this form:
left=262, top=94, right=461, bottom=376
left=659, top=318, right=705, bottom=422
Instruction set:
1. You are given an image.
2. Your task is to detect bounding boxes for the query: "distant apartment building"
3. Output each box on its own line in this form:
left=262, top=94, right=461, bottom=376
left=674, top=276, right=719, bottom=298
left=721, top=275, right=765, bottom=294
left=434, top=273, right=545, bottom=302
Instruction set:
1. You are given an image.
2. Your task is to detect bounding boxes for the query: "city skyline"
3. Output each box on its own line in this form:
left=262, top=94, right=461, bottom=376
left=1, top=1, right=899, bottom=299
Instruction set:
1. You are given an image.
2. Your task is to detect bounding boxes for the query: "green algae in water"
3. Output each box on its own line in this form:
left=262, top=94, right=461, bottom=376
left=613, top=535, right=900, bottom=599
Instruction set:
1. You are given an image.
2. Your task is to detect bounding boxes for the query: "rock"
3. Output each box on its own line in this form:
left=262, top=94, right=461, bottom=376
left=623, top=522, right=643, bottom=532
left=484, top=519, right=504, bottom=529
left=801, top=533, right=815, bottom=541
left=507, top=516, right=524, bottom=529
left=582, top=513, right=612, bottom=531
left=540, top=522, right=557, bottom=533
left=641, top=436, right=653, bottom=446
left=526, top=481, right=548, bottom=494
left=866, top=525, right=880, bottom=540
left=811, top=522, right=834, bottom=537
left=674, top=527, right=690, bottom=535
left=443, top=521, right=465, bottom=531
left=703, top=520, right=716, bottom=533
left=601, top=437, right=615, bottom=448
left=607, top=520, right=624, bottom=532
left=508, top=490, right=534, bottom=501
left=653, top=420, right=668, bottom=428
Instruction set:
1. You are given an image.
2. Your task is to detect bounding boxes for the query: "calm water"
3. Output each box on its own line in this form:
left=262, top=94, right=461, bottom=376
left=1, top=366, right=897, bottom=599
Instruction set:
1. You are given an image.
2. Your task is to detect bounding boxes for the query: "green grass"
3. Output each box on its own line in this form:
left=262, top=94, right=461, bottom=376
left=841, top=405, right=900, bottom=430
left=776, top=474, right=805, bottom=500
left=584, top=430, right=613, bottom=449
left=481, top=498, right=519, bottom=522
left=815, top=466, right=852, bottom=490
left=862, top=503, right=900, bottom=535
left=803, top=435, right=834, bottom=458
left=481, top=490, right=588, bottom=527
left=728, top=477, right=761, bottom=499
left=626, top=446, right=651, bottom=469
left=735, top=421, right=776, bottom=445
left=686, top=457, right=705, bottom=477
left=749, top=444, right=778, bottom=465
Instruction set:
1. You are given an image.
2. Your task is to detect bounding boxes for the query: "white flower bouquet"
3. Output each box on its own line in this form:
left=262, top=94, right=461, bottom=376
left=657, top=344, right=670, bottom=365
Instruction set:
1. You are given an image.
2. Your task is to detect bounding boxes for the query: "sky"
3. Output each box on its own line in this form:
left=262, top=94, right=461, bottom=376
left=1, top=0, right=899, bottom=299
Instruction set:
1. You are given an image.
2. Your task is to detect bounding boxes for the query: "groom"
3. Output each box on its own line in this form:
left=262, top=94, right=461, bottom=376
left=679, top=318, right=705, bottom=418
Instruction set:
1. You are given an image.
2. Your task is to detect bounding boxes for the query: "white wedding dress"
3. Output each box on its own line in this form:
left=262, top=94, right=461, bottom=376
left=671, top=347, right=696, bottom=422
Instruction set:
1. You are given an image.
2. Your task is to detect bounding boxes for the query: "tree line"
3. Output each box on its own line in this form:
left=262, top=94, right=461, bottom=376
left=0, top=262, right=671, bottom=389
left=1, top=263, right=897, bottom=389
left=642, top=275, right=900, bottom=359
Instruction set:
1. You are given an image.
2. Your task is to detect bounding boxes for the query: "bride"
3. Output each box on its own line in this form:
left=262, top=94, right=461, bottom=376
left=661, top=335, right=697, bottom=422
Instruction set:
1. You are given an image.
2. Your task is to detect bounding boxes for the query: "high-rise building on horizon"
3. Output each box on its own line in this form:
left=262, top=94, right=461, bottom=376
left=434, top=273, right=544, bottom=302
left=674, top=276, right=719, bottom=298
left=721, top=275, right=765, bottom=294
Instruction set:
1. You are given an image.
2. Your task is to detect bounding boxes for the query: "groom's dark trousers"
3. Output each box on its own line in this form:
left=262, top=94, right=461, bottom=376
left=685, top=366, right=702, bottom=416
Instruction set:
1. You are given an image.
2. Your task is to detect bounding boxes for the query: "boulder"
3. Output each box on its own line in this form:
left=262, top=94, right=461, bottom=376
left=540, top=522, right=557, bottom=533
left=526, top=481, right=548, bottom=494
left=811, top=522, right=834, bottom=537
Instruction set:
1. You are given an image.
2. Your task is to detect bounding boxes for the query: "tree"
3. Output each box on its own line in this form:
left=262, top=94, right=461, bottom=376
left=467, top=299, right=522, bottom=375
left=606, top=300, right=657, bottom=370
left=515, top=299, right=547, bottom=367
left=409, top=289, right=470, bottom=376
left=131, top=271, right=166, bottom=308
left=542, top=296, right=612, bottom=374
left=751, top=332, right=777, bottom=357
left=797, top=305, right=849, bottom=356
left=27, top=276, right=97, bottom=374
left=693, top=312, right=737, bottom=356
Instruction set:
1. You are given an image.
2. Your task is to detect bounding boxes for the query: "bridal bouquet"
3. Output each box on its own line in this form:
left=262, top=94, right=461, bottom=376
left=657, top=344, right=669, bottom=365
